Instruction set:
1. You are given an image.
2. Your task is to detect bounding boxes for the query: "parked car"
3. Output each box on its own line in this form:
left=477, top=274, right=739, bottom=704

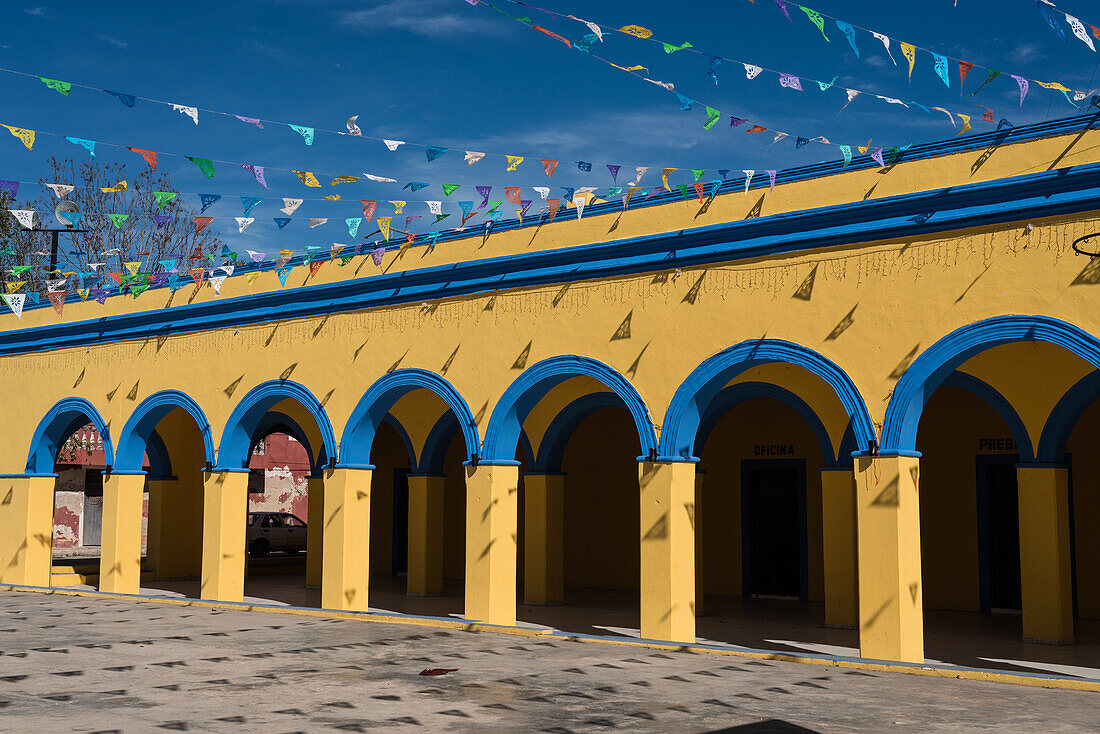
left=247, top=512, right=307, bottom=557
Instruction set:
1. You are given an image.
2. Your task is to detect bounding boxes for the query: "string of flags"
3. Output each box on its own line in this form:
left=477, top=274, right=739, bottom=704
left=3, top=63, right=775, bottom=175
left=1036, top=0, right=1100, bottom=54
left=481, top=0, right=1086, bottom=135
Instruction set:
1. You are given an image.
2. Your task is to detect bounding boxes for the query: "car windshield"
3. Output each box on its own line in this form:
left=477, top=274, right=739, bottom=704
left=260, top=515, right=281, bottom=528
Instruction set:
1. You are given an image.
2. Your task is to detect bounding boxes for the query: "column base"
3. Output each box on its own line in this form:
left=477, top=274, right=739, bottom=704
left=1023, top=636, right=1075, bottom=646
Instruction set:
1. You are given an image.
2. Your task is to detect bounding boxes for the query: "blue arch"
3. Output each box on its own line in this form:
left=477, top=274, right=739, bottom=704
left=381, top=415, right=417, bottom=468
left=218, top=380, right=336, bottom=472
left=940, top=372, right=1034, bottom=462
left=482, top=356, right=658, bottom=464
left=418, top=412, right=459, bottom=474
left=146, top=430, right=173, bottom=479
left=246, top=411, right=329, bottom=476
left=1038, top=370, right=1100, bottom=463
left=694, top=382, right=835, bottom=465
left=26, top=397, right=114, bottom=475
left=340, top=369, right=479, bottom=468
left=659, top=340, right=875, bottom=461
left=114, top=390, right=216, bottom=473
left=882, top=316, right=1100, bottom=454
left=534, top=392, right=622, bottom=472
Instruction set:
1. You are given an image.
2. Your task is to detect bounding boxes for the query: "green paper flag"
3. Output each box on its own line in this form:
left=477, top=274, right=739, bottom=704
left=153, top=191, right=177, bottom=210
left=969, top=69, right=1000, bottom=97
left=703, top=106, right=721, bottom=130
left=662, top=41, right=693, bottom=53
left=692, top=169, right=706, bottom=181
left=441, top=183, right=461, bottom=197
left=799, top=6, right=829, bottom=41
left=676, top=184, right=692, bottom=199
left=433, top=213, right=451, bottom=224
left=108, top=213, right=129, bottom=229
left=186, top=156, right=216, bottom=178
left=40, top=77, right=72, bottom=95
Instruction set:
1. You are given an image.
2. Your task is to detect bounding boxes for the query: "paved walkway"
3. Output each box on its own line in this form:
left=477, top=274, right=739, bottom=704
left=1, top=588, right=1096, bottom=733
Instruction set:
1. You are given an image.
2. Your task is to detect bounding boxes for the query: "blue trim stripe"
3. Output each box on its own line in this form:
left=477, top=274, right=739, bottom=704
left=7, top=136, right=1100, bottom=354
left=1038, top=370, right=1100, bottom=463
left=114, top=389, right=216, bottom=473
left=26, top=397, right=114, bottom=475
left=942, top=372, right=1034, bottom=462
left=217, top=380, right=336, bottom=472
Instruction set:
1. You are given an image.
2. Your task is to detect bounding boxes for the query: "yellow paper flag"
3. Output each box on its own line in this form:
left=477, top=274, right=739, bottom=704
left=279, top=248, right=294, bottom=261
left=1036, top=81, right=1071, bottom=92
left=610, top=63, right=649, bottom=74
left=323, top=194, right=341, bottom=201
left=331, top=175, right=359, bottom=185
left=3, top=125, right=34, bottom=150
left=389, top=201, right=406, bottom=214
left=102, top=180, right=128, bottom=193
left=6, top=281, right=25, bottom=293
left=506, top=155, right=524, bottom=171
left=247, top=272, right=260, bottom=286
left=124, top=261, right=141, bottom=275
left=292, top=170, right=321, bottom=187
left=619, top=25, right=653, bottom=38
left=900, top=42, right=916, bottom=81
left=378, top=216, right=392, bottom=240
left=77, top=288, right=89, bottom=301
left=957, top=113, right=972, bottom=136
left=662, top=168, right=677, bottom=189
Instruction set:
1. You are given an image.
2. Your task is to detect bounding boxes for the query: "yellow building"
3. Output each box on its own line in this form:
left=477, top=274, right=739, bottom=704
left=2, top=113, right=1100, bottom=665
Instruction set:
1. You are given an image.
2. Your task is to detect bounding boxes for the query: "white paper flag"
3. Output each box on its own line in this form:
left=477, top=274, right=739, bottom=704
left=465, top=151, right=485, bottom=165
left=426, top=201, right=443, bottom=215
left=382, top=139, right=405, bottom=151
left=88, top=263, right=103, bottom=272
left=46, top=183, right=74, bottom=199
left=743, top=63, right=763, bottom=79
left=772, top=132, right=789, bottom=145
left=220, top=265, right=235, bottom=277
left=363, top=173, right=397, bottom=183
left=743, top=170, right=755, bottom=194
left=8, top=209, right=36, bottom=229
left=235, top=217, right=254, bottom=233
left=281, top=198, right=303, bottom=216
left=629, top=166, right=649, bottom=186
left=1066, top=14, right=1096, bottom=52
left=346, top=115, right=362, bottom=136
left=533, top=186, right=550, bottom=199
left=871, top=32, right=896, bottom=65
left=932, top=106, right=956, bottom=126
left=46, top=278, right=66, bottom=292
left=309, top=218, right=328, bottom=228
left=246, top=250, right=266, bottom=263
left=877, top=95, right=909, bottom=108
left=1, top=293, right=25, bottom=318
left=575, top=196, right=586, bottom=220
left=209, top=274, right=227, bottom=295
left=568, top=15, right=602, bottom=40
left=171, top=104, right=199, bottom=124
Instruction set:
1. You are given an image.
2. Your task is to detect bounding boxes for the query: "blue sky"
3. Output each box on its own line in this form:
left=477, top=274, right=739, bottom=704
left=2, top=0, right=1099, bottom=256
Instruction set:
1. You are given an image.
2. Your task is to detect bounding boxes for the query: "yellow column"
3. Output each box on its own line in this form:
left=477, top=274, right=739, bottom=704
left=638, top=461, right=696, bottom=643
left=464, top=463, right=519, bottom=625
left=407, top=474, right=446, bottom=596
left=855, top=455, right=924, bottom=663
left=522, top=473, right=564, bottom=605
left=321, top=468, right=371, bottom=611
left=99, top=473, right=147, bottom=595
left=694, top=469, right=704, bottom=617
left=1016, top=465, right=1074, bottom=644
left=200, top=470, right=248, bottom=602
left=305, top=476, right=324, bottom=588
left=821, top=467, right=858, bottom=628
left=0, top=476, right=55, bottom=587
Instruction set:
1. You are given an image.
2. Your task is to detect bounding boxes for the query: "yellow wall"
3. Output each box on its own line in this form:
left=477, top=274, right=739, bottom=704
left=697, top=397, right=825, bottom=600
left=915, top=385, right=1016, bottom=611
left=561, top=407, right=641, bottom=591
left=1066, top=398, right=1100, bottom=619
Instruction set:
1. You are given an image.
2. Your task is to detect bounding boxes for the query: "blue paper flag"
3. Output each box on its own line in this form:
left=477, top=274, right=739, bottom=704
left=66, top=137, right=96, bottom=157
left=677, top=94, right=694, bottom=111
left=835, top=20, right=859, bottom=58
left=795, top=137, right=809, bottom=149
left=200, top=194, right=221, bottom=213
left=426, top=146, right=448, bottom=162
left=346, top=217, right=362, bottom=237
left=560, top=187, right=575, bottom=203
left=274, top=217, right=291, bottom=229
left=575, top=33, right=598, bottom=53
left=839, top=145, right=852, bottom=168
left=241, top=196, right=262, bottom=217
left=289, top=124, right=314, bottom=145
left=277, top=264, right=293, bottom=286
left=403, top=181, right=430, bottom=191
left=718, top=169, right=729, bottom=178
left=104, top=89, right=136, bottom=107
left=931, top=53, right=950, bottom=88
left=577, top=161, right=592, bottom=172
left=458, top=201, right=474, bottom=217
left=60, top=211, right=83, bottom=227
left=1036, top=2, right=1065, bottom=40
left=705, top=55, right=722, bottom=85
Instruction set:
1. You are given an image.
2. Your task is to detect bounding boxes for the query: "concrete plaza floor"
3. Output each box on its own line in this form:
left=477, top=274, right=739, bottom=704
left=133, top=570, right=1100, bottom=681
left=1, top=588, right=1097, bottom=733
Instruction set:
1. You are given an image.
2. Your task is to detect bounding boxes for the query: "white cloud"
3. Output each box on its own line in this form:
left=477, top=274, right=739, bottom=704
left=339, top=0, right=491, bottom=38
left=24, top=6, right=50, bottom=16
left=98, top=34, right=128, bottom=48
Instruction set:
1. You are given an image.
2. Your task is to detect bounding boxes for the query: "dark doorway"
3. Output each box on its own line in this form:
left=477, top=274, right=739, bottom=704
left=741, top=460, right=807, bottom=599
left=977, top=455, right=1021, bottom=611
left=392, top=469, right=409, bottom=575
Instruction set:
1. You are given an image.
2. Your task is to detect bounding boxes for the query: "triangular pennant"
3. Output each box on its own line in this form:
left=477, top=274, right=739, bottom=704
left=128, top=147, right=158, bottom=169
left=506, top=155, right=523, bottom=171
left=371, top=247, right=386, bottom=266
left=465, top=151, right=485, bottom=165
left=241, top=196, right=262, bottom=217
left=193, top=216, right=213, bottom=232
left=441, top=183, right=461, bottom=196
left=209, top=274, right=227, bottom=295
left=900, top=42, right=916, bottom=80
left=281, top=198, right=303, bottom=216
left=236, top=217, right=254, bottom=233
left=1, top=293, right=25, bottom=318
left=377, top=216, right=392, bottom=240
left=382, top=139, right=405, bottom=151
left=171, top=104, right=199, bottom=124
left=101, top=180, right=127, bottom=193
left=104, top=89, right=135, bottom=107
left=346, top=217, right=363, bottom=237
left=277, top=265, right=293, bottom=286
left=153, top=191, right=177, bottom=210
left=66, top=136, right=95, bottom=156
left=289, top=124, right=314, bottom=145
left=187, top=267, right=204, bottom=287
left=242, top=164, right=269, bottom=189
left=292, top=170, right=321, bottom=187
left=48, top=290, right=67, bottom=315
left=3, top=125, right=35, bottom=150
left=186, top=156, right=215, bottom=178
left=274, top=217, right=291, bottom=229
left=8, top=209, right=36, bottom=229
left=108, top=213, right=129, bottom=229
left=542, top=159, right=559, bottom=177
left=309, top=261, right=325, bottom=279
left=476, top=186, right=492, bottom=208
left=426, top=146, right=448, bottom=162
left=200, top=194, right=221, bottom=213
left=360, top=200, right=377, bottom=222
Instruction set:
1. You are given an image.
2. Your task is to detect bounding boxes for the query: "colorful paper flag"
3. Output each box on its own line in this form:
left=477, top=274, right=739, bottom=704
left=4, top=126, right=35, bottom=150
left=290, top=124, right=314, bottom=145
left=187, top=156, right=215, bottom=178
left=542, top=159, right=559, bottom=177
left=292, top=170, right=320, bottom=187
left=506, top=155, right=524, bottom=171
left=243, top=164, right=269, bottom=188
